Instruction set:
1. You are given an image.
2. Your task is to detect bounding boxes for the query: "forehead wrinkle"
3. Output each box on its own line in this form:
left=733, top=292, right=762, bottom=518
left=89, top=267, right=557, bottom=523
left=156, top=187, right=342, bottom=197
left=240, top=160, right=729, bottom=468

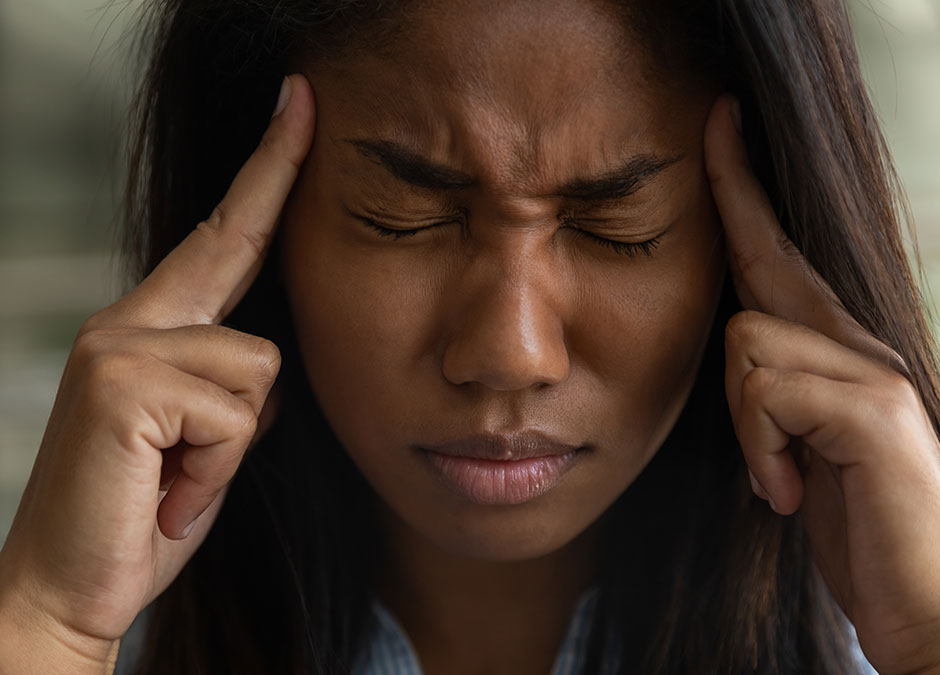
left=319, top=1, right=677, bottom=200
left=409, top=58, right=644, bottom=197
left=445, top=86, right=613, bottom=199
left=328, top=57, right=458, bottom=163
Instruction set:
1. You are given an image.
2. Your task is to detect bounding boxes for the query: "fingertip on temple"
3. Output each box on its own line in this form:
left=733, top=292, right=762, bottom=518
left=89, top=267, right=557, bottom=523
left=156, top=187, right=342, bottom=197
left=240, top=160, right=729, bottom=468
left=703, top=93, right=743, bottom=185
left=269, top=73, right=317, bottom=169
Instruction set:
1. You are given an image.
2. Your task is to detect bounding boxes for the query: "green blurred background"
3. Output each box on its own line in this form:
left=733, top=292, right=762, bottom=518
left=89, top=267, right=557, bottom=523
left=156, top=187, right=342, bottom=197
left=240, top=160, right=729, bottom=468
left=1, top=0, right=938, bottom=545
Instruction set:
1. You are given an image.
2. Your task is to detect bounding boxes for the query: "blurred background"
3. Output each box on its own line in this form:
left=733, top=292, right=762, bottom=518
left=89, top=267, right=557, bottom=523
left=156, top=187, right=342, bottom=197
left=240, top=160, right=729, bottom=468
left=0, top=0, right=939, bottom=545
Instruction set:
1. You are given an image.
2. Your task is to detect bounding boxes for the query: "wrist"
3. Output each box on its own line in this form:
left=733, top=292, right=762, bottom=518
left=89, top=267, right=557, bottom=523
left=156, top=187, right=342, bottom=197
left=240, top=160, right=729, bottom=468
left=0, top=572, right=118, bottom=674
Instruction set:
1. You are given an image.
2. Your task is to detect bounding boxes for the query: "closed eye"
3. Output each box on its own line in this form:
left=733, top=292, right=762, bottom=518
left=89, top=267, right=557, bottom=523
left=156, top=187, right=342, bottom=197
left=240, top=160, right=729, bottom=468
left=354, top=210, right=665, bottom=257
left=563, top=223, right=664, bottom=258
left=356, top=216, right=460, bottom=240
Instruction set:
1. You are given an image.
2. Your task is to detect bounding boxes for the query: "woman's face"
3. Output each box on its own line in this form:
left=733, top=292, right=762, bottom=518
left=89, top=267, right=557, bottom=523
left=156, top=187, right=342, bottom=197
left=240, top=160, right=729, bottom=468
left=281, top=0, right=725, bottom=561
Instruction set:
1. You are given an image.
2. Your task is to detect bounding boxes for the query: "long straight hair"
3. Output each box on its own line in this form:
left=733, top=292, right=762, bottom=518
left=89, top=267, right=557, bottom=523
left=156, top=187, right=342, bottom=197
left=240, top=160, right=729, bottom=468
left=122, top=0, right=940, bottom=672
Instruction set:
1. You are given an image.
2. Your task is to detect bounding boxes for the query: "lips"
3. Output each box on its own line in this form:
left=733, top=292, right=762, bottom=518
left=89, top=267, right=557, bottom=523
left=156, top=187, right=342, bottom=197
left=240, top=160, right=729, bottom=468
left=418, top=432, right=584, bottom=505
left=423, top=431, right=580, bottom=461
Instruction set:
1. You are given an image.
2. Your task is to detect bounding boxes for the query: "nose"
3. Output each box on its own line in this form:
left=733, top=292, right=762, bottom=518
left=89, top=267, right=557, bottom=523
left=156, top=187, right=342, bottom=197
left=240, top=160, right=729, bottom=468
left=441, top=258, right=570, bottom=391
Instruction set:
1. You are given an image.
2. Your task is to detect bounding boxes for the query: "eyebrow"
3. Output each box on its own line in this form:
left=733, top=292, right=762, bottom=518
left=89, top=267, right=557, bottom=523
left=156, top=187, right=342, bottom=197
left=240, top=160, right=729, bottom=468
left=553, top=154, right=682, bottom=201
left=345, top=139, right=477, bottom=190
left=344, top=138, right=682, bottom=200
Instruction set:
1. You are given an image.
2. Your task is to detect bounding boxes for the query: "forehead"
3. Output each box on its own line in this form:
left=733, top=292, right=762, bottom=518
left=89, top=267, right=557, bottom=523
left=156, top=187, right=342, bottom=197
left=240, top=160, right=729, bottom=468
left=307, top=0, right=708, bottom=192
left=396, top=0, right=634, bottom=94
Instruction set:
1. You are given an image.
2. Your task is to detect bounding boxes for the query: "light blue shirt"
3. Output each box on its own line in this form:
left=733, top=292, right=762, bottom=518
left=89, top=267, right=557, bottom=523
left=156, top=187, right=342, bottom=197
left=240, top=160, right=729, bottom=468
left=115, top=587, right=878, bottom=674
left=352, top=587, right=619, bottom=675
left=351, top=587, right=880, bottom=675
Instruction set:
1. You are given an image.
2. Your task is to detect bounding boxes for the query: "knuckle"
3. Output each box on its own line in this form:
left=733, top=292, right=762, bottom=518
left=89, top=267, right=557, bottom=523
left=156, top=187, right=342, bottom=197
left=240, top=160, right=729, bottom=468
left=71, top=327, right=110, bottom=365
left=197, top=206, right=226, bottom=235
left=234, top=224, right=269, bottom=259
left=869, top=392, right=909, bottom=431
left=196, top=205, right=268, bottom=259
left=71, top=327, right=137, bottom=372
left=76, top=307, right=127, bottom=340
left=725, top=310, right=765, bottom=350
left=258, top=130, right=302, bottom=172
left=205, top=326, right=281, bottom=383
left=83, top=351, right=145, bottom=399
left=777, top=232, right=803, bottom=261
left=741, top=366, right=775, bottom=399
left=877, top=343, right=914, bottom=383
left=72, top=324, right=144, bottom=365
left=249, top=337, right=282, bottom=379
left=875, top=373, right=922, bottom=424
left=731, top=245, right=764, bottom=280
left=232, top=399, right=259, bottom=441
left=76, top=313, right=106, bottom=339
left=734, top=225, right=801, bottom=280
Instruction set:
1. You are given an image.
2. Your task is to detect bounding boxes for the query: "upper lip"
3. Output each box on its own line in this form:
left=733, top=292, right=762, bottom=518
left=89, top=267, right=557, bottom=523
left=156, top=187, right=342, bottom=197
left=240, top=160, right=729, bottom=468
left=420, top=431, right=581, bottom=461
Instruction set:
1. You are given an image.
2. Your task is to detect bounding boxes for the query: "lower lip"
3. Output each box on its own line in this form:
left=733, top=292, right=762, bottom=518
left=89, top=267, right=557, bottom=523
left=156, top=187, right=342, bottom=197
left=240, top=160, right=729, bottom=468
left=422, top=450, right=581, bottom=505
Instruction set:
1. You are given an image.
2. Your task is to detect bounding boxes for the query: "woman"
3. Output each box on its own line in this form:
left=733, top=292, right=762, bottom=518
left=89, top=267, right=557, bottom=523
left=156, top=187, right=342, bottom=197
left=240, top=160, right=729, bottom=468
left=0, top=0, right=938, bottom=673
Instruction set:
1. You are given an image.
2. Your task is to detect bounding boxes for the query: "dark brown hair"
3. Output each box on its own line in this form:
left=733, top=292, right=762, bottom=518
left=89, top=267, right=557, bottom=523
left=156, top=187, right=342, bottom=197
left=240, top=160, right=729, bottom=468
left=120, top=0, right=940, bottom=672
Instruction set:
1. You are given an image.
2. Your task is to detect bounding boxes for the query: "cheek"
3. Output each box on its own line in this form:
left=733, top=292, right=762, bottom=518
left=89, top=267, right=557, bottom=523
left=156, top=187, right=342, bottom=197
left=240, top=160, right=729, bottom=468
left=280, top=210, right=436, bottom=447
left=577, top=219, right=723, bottom=430
left=279, top=142, right=434, bottom=444
left=284, top=209, right=723, bottom=455
left=280, top=188, right=725, bottom=559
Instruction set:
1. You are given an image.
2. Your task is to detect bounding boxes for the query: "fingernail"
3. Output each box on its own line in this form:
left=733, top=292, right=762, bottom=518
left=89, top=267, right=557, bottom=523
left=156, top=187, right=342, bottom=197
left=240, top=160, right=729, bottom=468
left=272, top=76, right=292, bottom=118
left=182, top=519, right=197, bottom=538
left=730, top=99, right=743, bottom=136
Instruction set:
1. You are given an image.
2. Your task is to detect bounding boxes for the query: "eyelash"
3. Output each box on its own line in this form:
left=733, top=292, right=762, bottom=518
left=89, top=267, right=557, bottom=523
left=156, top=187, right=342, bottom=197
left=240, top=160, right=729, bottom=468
left=358, top=217, right=663, bottom=258
left=565, top=225, right=662, bottom=258
left=361, top=217, right=448, bottom=241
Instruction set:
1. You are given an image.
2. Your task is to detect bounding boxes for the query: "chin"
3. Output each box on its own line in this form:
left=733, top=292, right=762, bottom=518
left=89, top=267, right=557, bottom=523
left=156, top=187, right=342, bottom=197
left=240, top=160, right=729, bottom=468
left=385, top=488, right=612, bottom=562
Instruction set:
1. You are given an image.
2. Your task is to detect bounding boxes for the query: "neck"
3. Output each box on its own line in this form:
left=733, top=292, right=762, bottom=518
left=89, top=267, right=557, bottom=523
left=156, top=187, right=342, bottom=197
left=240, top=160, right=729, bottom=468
left=377, top=507, right=602, bottom=675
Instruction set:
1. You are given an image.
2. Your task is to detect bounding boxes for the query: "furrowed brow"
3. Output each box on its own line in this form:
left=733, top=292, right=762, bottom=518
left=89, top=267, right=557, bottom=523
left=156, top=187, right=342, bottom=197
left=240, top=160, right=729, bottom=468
left=345, top=138, right=680, bottom=200
left=554, top=154, right=682, bottom=201
left=345, top=138, right=477, bottom=190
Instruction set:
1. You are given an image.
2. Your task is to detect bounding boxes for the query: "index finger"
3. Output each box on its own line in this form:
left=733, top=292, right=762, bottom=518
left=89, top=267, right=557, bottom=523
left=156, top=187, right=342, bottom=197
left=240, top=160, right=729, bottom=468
left=121, top=73, right=316, bottom=328
left=703, top=94, right=902, bottom=370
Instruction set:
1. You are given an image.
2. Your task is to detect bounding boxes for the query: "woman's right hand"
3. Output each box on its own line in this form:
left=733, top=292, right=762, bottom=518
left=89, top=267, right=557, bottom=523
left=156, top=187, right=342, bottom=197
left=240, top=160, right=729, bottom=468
left=0, top=74, right=316, bottom=671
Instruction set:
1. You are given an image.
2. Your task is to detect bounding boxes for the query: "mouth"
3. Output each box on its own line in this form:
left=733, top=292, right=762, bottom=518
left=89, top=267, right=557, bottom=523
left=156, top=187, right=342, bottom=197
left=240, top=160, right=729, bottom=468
left=417, top=431, right=586, bottom=505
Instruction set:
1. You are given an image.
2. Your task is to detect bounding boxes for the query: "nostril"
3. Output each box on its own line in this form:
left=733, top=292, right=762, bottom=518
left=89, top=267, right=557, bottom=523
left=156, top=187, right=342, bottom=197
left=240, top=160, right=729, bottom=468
left=441, top=329, right=570, bottom=391
left=440, top=258, right=569, bottom=390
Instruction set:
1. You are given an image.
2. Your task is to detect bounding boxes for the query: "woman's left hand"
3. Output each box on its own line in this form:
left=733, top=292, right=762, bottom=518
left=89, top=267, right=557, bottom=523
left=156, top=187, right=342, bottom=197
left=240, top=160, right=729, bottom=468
left=704, top=94, right=940, bottom=675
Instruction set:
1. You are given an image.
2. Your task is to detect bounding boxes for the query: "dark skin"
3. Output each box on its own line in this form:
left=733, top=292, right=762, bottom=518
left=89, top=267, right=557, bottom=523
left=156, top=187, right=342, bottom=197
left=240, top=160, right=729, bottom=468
left=281, top=2, right=723, bottom=672
left=375, top=507, right=602, bottom=674
left=281, top=1, right=940, bottom=672
left=0, top=1, right=938, bottom=673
